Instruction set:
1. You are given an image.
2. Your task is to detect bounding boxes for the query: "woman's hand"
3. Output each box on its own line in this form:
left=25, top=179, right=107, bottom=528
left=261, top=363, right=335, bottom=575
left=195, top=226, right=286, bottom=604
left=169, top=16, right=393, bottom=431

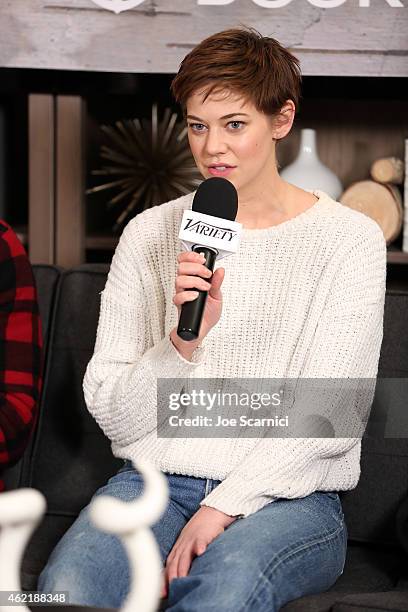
left=161, top=506, right=237, bottom=598
left=172, top=250, right=225, bottom=344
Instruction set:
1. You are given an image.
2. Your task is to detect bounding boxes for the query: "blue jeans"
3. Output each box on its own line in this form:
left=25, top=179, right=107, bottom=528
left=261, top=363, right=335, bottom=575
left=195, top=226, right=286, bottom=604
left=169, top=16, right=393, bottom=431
left=38, top=460, right=347, bottom=611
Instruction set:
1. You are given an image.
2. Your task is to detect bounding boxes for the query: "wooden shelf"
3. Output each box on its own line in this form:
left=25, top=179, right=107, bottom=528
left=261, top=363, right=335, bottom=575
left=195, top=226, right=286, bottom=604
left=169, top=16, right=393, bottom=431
left=386, top=249, right=408, bottom=264
left=86, top=234, right=119, bottom=251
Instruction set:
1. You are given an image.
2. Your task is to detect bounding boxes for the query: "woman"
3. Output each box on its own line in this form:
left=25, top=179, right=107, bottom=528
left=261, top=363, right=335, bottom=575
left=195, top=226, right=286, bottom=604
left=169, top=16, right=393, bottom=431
left=38, top=27, right=386, bottom=611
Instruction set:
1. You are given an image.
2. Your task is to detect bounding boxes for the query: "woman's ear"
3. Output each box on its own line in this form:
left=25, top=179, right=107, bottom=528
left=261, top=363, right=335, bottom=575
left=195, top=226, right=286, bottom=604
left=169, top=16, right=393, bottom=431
left=272, top=100, right=296, bottom=140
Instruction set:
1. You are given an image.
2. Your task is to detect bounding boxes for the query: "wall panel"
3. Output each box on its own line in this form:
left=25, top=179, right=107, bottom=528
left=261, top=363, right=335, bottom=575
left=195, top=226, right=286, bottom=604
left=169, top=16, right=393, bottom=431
left=0, top=0, right=407, bottom=76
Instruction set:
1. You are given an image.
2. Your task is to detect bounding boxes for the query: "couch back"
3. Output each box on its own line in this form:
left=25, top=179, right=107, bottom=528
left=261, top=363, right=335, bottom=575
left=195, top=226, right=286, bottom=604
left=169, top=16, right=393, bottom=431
left=6, top=264, right=408, bottom=588
left=342, top=289, right=408, bottom=548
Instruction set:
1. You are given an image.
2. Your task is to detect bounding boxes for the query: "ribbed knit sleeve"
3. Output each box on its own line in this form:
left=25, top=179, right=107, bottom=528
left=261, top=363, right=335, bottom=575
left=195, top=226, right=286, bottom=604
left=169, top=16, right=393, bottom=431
left=200, top=225, right=387, bottom=518
left=82, top=220, right=206, bottom=447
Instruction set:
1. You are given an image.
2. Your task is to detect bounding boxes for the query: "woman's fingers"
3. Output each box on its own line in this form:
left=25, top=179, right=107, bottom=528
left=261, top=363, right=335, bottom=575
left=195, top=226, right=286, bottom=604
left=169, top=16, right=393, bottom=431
left=175, top=275, right=212, bottom=292
left=166, top=558, right=179, bottom=590
left=173, top=251, right=215, bottom=309
left=177, top=262, right=213, bottom=278
left=172, top=291, right=199, bottom=307
left=160, top=571, right=167, bottom=598
left=173, top=251, right=224, bottom=333
left=177, top=251, right=205, bottom=264
left=176, top=548, right=195, bottom=579
left=172, top=267, right=225, bottom=306
left=208, top=267, right=225, bottom=299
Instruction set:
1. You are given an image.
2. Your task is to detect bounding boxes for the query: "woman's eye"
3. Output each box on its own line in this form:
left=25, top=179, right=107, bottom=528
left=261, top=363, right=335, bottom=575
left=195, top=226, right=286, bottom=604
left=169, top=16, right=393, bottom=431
left=228, top=121, right=245, bottom=130
left=188, top=123, right=206, bottom=132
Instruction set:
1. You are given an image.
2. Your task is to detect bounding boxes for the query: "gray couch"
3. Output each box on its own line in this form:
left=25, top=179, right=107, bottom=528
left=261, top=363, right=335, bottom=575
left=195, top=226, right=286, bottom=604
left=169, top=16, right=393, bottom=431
left=4, top=264, right=408, bottom=611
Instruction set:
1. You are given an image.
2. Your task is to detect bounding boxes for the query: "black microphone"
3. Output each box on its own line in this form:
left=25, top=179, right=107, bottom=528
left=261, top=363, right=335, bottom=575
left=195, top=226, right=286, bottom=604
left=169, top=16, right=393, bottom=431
left=177, top=177, right=239, bottom=341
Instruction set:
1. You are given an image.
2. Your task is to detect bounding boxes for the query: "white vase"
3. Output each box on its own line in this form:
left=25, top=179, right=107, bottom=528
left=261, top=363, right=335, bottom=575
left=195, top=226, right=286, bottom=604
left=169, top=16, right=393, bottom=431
left=280, top=128, right=343, bottom=200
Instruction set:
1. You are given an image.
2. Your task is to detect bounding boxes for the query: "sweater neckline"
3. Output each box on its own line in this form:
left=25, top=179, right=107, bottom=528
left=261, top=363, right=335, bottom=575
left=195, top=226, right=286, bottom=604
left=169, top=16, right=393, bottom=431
left=239, top=189, right=331, bottom=242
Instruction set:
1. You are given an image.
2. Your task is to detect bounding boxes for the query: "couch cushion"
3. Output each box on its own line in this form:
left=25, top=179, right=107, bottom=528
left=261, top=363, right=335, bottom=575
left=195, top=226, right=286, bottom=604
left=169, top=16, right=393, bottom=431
left=377, top=290, right=408, bottom=377
left=27, top=265, right=121, bottom=510
left=33, top=265, right=63, bottom=345
left=332, top=591, right=408, bottom=612
left=22, top=265, right=122, bottom=584
left=2, top=265, right=62, bottom=491
left=281, top=542, right=407, bottom=611
left=340, top=289, right=408, bottom=549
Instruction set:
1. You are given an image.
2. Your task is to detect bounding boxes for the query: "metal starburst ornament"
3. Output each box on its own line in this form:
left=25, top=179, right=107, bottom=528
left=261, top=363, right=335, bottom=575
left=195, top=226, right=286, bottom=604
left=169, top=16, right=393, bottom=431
left=86, top=103, right=202, bottom=232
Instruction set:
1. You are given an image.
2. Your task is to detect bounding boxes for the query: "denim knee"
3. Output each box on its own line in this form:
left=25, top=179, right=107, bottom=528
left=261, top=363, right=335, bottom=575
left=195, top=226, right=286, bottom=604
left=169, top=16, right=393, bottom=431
left=38, top=561, right=91, bottom=607
left=38, top=553, right=129, bottom=609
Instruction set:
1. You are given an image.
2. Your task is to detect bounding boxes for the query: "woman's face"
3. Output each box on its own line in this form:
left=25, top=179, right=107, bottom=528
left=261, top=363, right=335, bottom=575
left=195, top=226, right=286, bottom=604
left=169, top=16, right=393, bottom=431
left=186, top=88, right=278, bottom=197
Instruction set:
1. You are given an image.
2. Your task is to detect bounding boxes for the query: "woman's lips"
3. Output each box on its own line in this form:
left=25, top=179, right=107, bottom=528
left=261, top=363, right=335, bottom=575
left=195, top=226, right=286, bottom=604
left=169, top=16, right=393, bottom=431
left=207, top=166, right=236, bottom=177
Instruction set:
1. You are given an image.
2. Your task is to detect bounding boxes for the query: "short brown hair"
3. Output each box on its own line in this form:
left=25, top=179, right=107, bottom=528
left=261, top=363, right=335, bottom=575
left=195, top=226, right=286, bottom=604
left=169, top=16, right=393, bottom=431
left=171, top=27, right=302, bottom=119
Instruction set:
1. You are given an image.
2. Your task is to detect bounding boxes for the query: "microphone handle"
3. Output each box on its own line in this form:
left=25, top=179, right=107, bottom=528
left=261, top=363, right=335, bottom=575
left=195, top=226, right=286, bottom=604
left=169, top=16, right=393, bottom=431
left=177, top=246, right=218, bottom=341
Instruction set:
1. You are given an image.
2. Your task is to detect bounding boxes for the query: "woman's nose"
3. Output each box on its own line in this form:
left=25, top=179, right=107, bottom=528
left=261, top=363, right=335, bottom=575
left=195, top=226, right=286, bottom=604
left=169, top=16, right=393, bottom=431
left=204, top=128, right=228, bottom=156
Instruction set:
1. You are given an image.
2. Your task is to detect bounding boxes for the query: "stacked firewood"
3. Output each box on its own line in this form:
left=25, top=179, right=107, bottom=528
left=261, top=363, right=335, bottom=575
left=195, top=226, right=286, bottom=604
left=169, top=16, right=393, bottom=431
left=340, top=156, right=405, bottom=246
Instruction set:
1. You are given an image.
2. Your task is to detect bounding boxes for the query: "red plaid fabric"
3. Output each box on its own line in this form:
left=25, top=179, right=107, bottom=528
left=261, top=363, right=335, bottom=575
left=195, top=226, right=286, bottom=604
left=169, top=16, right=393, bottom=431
left=0, top=220, right=43, bottom=491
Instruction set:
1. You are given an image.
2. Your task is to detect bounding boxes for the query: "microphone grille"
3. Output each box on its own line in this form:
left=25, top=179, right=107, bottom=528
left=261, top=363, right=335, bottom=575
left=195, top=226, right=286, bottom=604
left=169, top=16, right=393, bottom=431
left=192, top=177, right=238, bottom=221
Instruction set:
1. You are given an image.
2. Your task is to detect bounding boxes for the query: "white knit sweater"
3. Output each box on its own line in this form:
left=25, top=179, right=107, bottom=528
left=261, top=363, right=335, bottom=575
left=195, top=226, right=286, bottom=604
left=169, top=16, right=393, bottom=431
left=83, top=189, right=387, bottom=518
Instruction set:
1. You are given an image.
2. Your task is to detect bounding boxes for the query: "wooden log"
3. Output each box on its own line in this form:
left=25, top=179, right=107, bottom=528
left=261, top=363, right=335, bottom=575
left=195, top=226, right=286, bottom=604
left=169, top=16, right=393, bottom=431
left=370, top=157, right=404, bottom=185
left=339, top=180, right=403, bottom=245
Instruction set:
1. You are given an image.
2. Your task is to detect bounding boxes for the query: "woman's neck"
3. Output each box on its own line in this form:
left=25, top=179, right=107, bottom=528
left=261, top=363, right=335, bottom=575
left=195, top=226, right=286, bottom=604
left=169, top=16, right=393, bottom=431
left=235, top=180, right=317, bottom=230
